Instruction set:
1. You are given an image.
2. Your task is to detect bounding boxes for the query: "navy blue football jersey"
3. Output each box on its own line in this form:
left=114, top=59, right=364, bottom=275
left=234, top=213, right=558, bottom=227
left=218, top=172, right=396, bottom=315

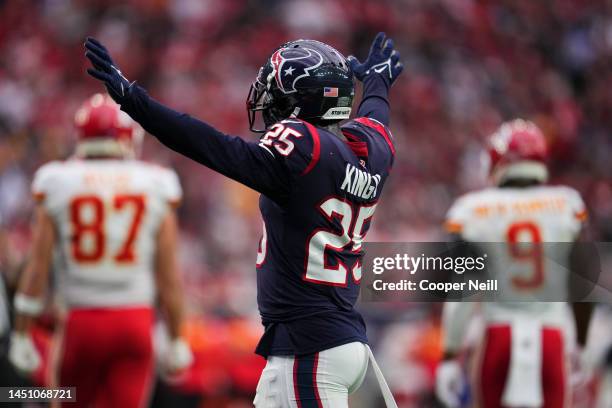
left=254, top=117, right=395, bottom=357
left=119, top=83, right=395, bottom=358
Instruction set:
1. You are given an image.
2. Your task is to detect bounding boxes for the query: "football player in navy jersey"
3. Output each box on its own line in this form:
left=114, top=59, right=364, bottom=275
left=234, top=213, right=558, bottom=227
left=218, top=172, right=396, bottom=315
left=84, top=32, right=403, bottom=407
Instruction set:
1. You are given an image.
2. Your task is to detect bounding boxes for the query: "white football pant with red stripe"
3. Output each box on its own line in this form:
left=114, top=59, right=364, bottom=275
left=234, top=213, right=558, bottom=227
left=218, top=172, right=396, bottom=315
left=254, top=342, right=370, bottom=408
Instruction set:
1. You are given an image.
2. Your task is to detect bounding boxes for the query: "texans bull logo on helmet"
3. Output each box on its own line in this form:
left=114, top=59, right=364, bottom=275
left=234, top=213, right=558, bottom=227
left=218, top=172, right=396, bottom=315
left=270, top=47, right=323, bottom=94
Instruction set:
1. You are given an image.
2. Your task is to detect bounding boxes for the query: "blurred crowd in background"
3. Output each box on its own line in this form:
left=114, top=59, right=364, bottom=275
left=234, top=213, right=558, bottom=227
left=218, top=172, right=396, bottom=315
left=0, top=0, right=611, bottom=406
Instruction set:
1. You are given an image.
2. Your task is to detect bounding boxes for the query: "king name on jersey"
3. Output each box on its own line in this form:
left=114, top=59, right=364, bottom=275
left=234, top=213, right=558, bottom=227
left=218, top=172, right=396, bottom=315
left=341, top=163, right=381, bottom=200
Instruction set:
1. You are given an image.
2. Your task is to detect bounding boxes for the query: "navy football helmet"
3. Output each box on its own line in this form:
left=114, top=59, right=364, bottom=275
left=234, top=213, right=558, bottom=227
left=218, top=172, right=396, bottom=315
left=247, top=39, right=355, bottom=132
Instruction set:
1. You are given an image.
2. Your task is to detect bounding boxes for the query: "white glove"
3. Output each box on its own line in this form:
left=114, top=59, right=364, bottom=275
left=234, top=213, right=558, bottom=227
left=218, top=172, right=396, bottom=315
left=8, top=332, right=41, bottom=374
left=164, top=338, right=193, bottom=375
left=435, top=360, right=464, bottom=408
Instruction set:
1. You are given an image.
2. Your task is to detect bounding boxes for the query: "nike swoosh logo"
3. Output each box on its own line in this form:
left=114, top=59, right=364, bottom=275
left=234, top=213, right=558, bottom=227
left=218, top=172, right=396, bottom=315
left=374, top=66, right=387, bottom=73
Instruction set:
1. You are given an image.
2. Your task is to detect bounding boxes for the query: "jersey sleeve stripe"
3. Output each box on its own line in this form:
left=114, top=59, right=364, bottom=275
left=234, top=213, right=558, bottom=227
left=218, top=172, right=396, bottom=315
left=342, top=130, right=369, bottom=157
left=300, top=121, right=321, bottom=176
left=354, top=117, right=395, bottom=156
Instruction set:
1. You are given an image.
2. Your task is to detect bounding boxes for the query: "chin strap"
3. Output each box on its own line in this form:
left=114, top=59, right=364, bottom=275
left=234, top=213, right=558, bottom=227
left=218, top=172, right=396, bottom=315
left=289, top=107, right=301, bottom=118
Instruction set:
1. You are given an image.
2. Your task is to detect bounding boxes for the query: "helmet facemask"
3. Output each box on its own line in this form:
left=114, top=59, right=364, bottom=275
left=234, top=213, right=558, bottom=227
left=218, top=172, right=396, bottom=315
left=247, top=74, right=274, bottom=133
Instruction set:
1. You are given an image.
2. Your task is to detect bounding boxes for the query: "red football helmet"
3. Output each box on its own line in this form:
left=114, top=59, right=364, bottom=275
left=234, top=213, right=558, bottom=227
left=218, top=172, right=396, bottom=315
left=487, top=119, right=549, bottom=185
left=74, top=93, right=143, bottom=158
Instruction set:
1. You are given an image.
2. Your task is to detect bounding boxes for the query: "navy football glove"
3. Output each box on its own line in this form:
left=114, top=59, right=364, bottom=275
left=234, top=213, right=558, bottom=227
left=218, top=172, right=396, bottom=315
left=84, top=37, right=133, bottom=103
left=348, top=32, right=403, bottom=85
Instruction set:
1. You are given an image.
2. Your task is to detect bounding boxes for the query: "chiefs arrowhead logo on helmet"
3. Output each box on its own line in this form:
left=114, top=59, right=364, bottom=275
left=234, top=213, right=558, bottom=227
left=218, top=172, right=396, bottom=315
left=270, top=47, right=323, bottom=94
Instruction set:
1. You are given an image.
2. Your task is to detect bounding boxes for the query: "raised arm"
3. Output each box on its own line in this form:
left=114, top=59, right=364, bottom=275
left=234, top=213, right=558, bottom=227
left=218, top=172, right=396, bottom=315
left=357, top=76, right=392, bottom=125
left=348, top=32, right=404, bottom=125
left=123, top=86, right=289, bottom=198
left=84, top=38, right=290, bottom=200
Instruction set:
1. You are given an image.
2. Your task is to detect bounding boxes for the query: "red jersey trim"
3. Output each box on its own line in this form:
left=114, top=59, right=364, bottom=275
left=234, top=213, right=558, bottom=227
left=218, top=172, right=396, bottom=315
left=354, top=117, right=395, bottom=156
left=300, top=121, right=321, bottom=176
left=341, top=130, right=369, bottom=157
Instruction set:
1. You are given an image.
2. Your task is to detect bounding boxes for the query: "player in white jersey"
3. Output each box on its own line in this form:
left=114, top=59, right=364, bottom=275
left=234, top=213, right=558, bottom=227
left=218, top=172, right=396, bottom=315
left=8, top=94, right=193, bottom=407
left=436, top=119, right=594, bottom=408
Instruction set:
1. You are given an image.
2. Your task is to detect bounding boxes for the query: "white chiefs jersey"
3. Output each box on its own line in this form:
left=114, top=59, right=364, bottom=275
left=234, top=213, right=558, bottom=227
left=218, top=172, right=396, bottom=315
left=445, top=185, right=587, bottom=325
left=32, top=159, right=181, bottom=309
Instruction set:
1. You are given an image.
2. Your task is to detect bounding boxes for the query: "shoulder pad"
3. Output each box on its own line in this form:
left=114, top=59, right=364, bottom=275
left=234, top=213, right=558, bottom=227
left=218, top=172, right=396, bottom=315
left=157, top=167, right=182, bottom=207
left=444, top=191, right=481, bottom=234
left=259, top=120, right=321, bottom=176
left=31, top=161, right=63, bottom=203
left=343, top=117, right=395, bottom=155
left=557, top=186, right=587, bottom=223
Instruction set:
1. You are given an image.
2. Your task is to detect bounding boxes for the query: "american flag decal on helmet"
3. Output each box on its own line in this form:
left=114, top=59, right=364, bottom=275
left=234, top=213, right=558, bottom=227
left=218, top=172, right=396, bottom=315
left=323, top=87, right=338, bottom=97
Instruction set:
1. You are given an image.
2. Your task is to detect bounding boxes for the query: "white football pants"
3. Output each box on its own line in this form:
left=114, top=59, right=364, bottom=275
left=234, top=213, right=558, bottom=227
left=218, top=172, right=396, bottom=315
left=253, top=341, right=397, bottom=408
left=254, top=342, right=367, bottom=408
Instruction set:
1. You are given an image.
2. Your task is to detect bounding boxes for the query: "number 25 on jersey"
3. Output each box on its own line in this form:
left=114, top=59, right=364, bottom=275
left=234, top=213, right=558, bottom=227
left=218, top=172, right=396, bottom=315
left=306, top=198, right=377, bottom=287
left=257, top=198, right=377, bottom=287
